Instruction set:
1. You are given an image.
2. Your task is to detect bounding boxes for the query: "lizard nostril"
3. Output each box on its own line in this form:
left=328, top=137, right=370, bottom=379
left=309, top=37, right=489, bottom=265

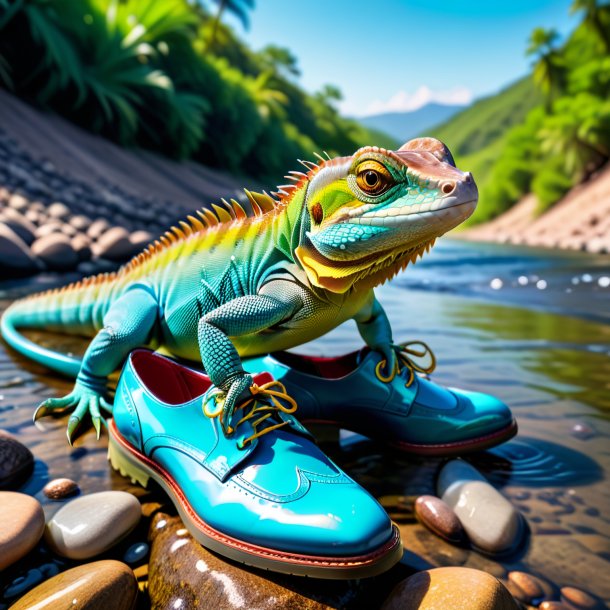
left=442, top=182, right=455, bottom=195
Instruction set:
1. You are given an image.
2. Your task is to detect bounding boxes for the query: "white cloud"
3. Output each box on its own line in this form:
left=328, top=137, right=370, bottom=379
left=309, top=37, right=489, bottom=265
left=356, top=85, right=473, bottom=117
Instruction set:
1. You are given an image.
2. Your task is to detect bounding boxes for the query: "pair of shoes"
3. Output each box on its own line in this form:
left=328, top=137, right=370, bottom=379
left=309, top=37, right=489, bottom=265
left=109, top=347, right=516, bottom=578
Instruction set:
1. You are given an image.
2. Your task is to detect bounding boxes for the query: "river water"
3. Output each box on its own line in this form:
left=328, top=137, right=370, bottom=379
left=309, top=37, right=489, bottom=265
left=1, top=239, right=609, bottom=607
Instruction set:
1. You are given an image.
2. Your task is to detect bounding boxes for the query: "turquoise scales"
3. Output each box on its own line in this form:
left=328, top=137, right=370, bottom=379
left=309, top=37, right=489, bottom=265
left=0, top=137, right=478, bottom=443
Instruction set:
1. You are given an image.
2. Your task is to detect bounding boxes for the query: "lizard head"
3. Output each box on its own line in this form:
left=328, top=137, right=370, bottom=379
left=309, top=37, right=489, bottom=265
left=293, top=137, right=477, bottom=293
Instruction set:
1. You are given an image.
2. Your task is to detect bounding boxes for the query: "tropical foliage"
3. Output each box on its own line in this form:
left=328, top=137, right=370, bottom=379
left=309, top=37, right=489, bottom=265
left=430, top=0, right=610, bottom=222
left=0, top=0, right=387, bottom=185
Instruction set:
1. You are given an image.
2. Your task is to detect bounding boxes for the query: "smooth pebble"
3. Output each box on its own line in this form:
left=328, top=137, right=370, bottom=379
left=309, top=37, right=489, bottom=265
left=414, top=494, right=465, bottom=543
left=45, top=490, right=141, bottom=559
left=508, top=571, right=552, bottom=604
left=437, top=460, right=524, bottom=554
left=123, top=541, right=149, bottom=564
left=43, top=477, right=79, bottom=500
left=560, top=586, right=601, bottom=609
left=0, top=491, right=45, bottom=570
left=0, top=429, right=34, bottom=489
left=382, top=567, right=520, bottom=610
left=9, top=560, right=137, bottom=610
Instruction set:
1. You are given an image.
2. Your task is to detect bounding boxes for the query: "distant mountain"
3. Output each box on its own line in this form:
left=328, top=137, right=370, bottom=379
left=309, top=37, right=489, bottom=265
left=359, top=103, right=465, bottom=144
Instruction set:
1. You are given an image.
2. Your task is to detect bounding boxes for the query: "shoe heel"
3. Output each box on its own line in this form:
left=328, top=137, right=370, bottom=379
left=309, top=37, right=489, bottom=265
left=108, top=431, right=151, bottom=488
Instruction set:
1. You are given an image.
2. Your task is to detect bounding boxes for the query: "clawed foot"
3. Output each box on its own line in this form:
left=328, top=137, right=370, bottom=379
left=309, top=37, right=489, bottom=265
left=212, top=372, right=254, bottom=435
left=34, top=382, right=113, bottom=445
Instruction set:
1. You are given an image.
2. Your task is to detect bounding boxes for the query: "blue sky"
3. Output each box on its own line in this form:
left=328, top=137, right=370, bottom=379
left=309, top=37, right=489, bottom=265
left=235, top=0, right=578, bottom=116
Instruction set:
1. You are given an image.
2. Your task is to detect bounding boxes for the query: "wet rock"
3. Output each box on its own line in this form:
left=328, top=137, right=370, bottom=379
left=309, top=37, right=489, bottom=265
left=60, top=223, right=77, bottom=237
left=45, top=490, right=141, bottom=559
left=8, top=193, right=28, bottom=211
left=94, top=226, right=135, bottom=261
left=43, top=477, right=79, bottom=500
left=560, top=586, right=602, bottom=609
left=69, top=214, right=91, bottom=231
left=382, top=567, right=519, bottom=610
left=87, top=218, right=110, bottom=240
left=507, top=571, right=552, bottom=604
left=0, top=208, right=37, bottom=244
left=0, top=224, right=38, bottom=275
left=0, top=491, right=45, bottom=570
left=123, top=541, right=149, bottom=564
left=71, top=233, right=92, bottom=261
left=129, top=229, right=154, bottom=251
left=0, top=429, right=34, bottom=489
left=437, top=460, right=524, bottom=554
left=148, top=513, right=335, bottom=609
left=34, top=221, right=63, bottom=238
left=414, top=495, right=465, bottom=544
left=9, top=560, right=137, bottom=610
left=539, top=603, right=572, bottom=610
left=47, top=201, right=70, bottom=219
left=31, top=234, right=79, bottom=270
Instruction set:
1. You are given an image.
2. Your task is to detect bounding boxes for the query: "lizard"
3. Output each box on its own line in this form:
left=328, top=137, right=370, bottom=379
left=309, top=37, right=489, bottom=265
left=0, top=137, right=477, bottom=444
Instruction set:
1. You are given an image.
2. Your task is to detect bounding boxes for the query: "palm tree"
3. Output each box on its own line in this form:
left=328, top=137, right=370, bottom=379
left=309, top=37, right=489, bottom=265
left=203, top=0, right=255, bottom=52
left=540, top=94, right=610, bottom=180
left=526, top=28, right=566, bottom=108
left=571, top=0, right=610, bottom=54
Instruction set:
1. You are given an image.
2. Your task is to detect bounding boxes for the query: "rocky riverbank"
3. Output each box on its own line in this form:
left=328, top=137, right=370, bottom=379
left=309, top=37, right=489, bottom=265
left=0, top=89, right=255, bottom=279
left=462, top=164, right=610, bottom=254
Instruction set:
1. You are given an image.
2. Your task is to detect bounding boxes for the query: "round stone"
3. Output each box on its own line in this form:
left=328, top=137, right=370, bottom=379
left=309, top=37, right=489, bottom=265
left=3, top=567, right=44, bottom=599
left=9, top=560, right=137, bottom=610
left=0, top=224, right=38, bottom=275
left=540, top=603, right=572, bottom=610
left=123, top=541, right=149, bottom=564
left=508, top=571, right=552, bottom=604
left=43, top=477, right=79, bottom=500
left=87, top=218, right=110, bottom=239
left=437, top=460, right=524, bottom=554
left=34, top=221, right=63, bottom=238
left=0, top=429, right=34, bottom=489
left=69, top=214, right=91, bottom=231
left=45, top=490, right=141, bottom=559
left=93, top=226, right=136, bottom=261
left=382, top=567, right=520, bottom=610
left=31, top=233, right=79, bottom=270
left=560, top=586, right=601, bottom=609
left=47, top=202, right=70, bottom=219
left=414, top=495, right=465, bottom=543
left=8, top=194, right=28, bottom=210
left=0, top=491, right=45, bottom=570
left=130, top=229, right=154, bottom=251
left=71, top=233, right=92, bottom=261
left=0, top=208, right=37, bottom=244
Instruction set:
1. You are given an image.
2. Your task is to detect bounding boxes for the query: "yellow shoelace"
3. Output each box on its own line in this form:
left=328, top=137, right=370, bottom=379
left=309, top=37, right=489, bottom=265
left=203, top=380, right=298, bottom=448
left=374, top=341, right=437, bottom=387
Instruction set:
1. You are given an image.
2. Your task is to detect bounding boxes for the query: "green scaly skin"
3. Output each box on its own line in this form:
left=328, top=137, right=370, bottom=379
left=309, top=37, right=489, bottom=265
left=0, top=138, right=477, bottom=444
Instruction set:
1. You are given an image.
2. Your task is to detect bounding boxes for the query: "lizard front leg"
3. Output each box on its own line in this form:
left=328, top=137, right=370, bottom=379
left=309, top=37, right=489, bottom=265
left=36, top=288, right=159, bottom=444
left=355, top=294, right=397, bottom=376
left=198, top=292, right=301, bottom=431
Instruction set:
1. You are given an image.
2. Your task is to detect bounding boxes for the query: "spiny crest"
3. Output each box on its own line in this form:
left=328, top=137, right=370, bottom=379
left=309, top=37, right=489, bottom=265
left=353, top=239, right=436, bottom=292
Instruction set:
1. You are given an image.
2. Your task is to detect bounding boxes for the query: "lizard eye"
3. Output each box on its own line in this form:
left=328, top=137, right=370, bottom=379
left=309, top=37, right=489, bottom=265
left=356, top=161, right=393, bottom=196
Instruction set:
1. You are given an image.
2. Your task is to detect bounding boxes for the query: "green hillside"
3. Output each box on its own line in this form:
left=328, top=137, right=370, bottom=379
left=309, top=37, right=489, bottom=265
left=428, top=77, right=541, bottom=157
left=425, top=77, right=542, bottom=224
left=426, top=2, right=610, bottom=225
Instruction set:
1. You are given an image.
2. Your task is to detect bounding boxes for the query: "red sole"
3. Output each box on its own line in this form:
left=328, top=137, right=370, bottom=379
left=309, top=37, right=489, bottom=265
left=303, top=418, right=519, bottom=456
left=108, top=419, right=402, bottom=576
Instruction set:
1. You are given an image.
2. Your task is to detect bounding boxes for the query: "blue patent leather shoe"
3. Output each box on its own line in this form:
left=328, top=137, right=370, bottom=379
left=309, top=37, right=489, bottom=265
left=108, top=349, right=402, bottom=578
left=243, top=343, right=517, bottom=456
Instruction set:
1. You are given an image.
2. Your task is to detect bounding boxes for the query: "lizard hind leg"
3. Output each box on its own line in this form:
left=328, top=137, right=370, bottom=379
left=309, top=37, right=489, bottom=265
left=35, top=288, right=159, bottom=445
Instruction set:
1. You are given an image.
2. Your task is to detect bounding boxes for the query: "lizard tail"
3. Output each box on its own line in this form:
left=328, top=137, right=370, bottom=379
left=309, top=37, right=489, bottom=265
left=1, top=272, right=121, bottom=378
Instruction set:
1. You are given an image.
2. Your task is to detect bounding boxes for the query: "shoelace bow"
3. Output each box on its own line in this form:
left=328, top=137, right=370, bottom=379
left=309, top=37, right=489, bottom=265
left=203, top=380, right=297, bottom=448
left=374, top=341, right=437, bottom=387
